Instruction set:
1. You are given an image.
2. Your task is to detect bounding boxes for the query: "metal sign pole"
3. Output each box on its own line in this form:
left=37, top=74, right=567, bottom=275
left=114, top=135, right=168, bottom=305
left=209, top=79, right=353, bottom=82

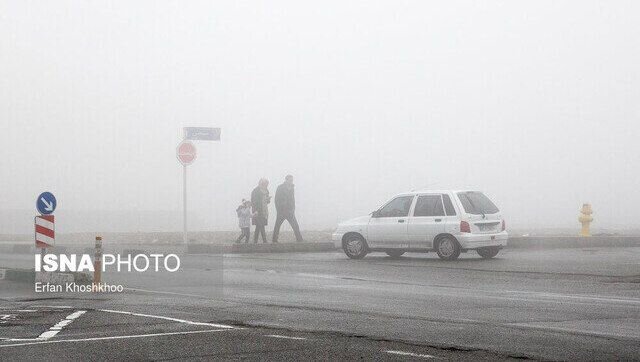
left=177, top=140, right=196, bottom=244
left=183, top=164, right=187, bottom=244
left=178, top=128, right=217, bottom=244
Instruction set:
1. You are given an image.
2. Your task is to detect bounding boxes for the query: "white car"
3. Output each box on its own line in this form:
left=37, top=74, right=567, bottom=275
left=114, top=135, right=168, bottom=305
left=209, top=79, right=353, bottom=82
left=332, top=190, right=507, bottom=260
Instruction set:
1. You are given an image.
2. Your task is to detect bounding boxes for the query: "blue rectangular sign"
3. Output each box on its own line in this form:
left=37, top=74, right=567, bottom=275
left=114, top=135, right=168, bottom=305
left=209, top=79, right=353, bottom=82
left=184, top=127, right=221, bottom=141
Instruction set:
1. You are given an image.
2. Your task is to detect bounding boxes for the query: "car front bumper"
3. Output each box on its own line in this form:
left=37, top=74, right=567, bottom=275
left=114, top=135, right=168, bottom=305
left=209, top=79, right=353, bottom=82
left=457, top=231, right=508, bottom=249
left=332, top=232, right=344, bottom=248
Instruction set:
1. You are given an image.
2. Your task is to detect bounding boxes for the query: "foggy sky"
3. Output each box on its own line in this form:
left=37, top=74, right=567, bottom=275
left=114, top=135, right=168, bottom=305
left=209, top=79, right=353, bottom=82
left=1, top=1, right=639, bottom=234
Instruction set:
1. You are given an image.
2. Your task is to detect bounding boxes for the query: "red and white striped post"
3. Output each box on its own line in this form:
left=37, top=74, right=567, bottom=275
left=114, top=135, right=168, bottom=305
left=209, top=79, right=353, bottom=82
left=35, top=215, right=55, bottom=249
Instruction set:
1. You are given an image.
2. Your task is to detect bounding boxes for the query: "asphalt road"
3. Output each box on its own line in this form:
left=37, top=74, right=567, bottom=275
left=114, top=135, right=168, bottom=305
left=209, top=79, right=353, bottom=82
left=1, top=247, right=639, bottom=361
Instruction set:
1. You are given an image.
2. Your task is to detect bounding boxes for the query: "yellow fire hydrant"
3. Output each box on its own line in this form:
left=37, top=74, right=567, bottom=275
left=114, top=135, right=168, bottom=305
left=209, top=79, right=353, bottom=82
left=579, top=203, right=593, bottom=237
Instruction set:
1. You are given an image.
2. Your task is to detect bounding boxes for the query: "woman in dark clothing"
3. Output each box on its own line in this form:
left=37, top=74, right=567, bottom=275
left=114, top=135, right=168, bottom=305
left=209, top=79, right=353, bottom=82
left=250, top=178, right=270, bottom=243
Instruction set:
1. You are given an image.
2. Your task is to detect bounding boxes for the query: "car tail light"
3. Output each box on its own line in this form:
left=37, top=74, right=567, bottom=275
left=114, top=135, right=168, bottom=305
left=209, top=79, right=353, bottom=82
left=460, top=221, right=471, bottom=233
left=501, top=219, right=506, bottom=231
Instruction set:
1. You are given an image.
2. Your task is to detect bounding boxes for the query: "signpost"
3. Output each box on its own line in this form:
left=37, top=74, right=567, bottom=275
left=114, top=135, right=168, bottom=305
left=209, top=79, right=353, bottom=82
left=36, top=192, right=57, bottom=215
left=177, top=141, right=197, bottom=166
left=35, top=215, right=55, bottom=248
left=35, top=191, right=57, bottom=255
left=177, top=141, right=197, bottom=243
left=184, top=127, right=221, bottom=141
left=177, top=128, right=221, bottom=244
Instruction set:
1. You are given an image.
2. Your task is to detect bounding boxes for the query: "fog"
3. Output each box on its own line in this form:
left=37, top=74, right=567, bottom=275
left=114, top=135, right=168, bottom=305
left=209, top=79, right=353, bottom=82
left=1, top=1, right=639, bottom=234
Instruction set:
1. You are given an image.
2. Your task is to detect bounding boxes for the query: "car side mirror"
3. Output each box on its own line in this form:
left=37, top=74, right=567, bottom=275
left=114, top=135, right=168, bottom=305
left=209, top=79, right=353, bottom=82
left=371, top=210, right=381, bottom=218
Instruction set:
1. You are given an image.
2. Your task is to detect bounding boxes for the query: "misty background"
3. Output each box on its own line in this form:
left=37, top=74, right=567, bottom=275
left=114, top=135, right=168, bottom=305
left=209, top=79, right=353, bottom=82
left=1, top=1, right=639, bottom=235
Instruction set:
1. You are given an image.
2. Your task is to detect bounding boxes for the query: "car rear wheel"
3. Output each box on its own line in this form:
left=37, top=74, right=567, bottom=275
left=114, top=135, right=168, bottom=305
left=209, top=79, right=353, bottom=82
left=343, top=234, right=368, bottom=259
left=435, top=236, right=461, bottom=261
left=386, top=250, right=405, bottom=258
left=477, top=246, right=500, bottom=259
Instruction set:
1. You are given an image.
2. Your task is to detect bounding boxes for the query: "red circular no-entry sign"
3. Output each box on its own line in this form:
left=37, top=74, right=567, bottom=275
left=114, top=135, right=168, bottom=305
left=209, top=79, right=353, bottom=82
left=177, top=141, right=197, bottom=166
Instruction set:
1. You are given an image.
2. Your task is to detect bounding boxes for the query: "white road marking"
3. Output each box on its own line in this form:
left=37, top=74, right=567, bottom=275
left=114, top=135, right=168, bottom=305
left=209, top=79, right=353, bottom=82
left=295, top=273, right=338, bottom=280
left=505, top=291, right=640, bottom=305
left=37, top=310, right=86, bottom=340
left=0, top=329, right=231, bottom=348
left=99, top=309, right=235, bottom=329
left=8, top=310, right=86, bottom=342
left=50, top=318, right=73, bottom=331
left=124, top=287, right=208, bottom=299
left=1, top=315, right=17, bottom=324
left=129, top=270, right=640, bottom=309
left=507, top=323, right=640, bottom=341
left=36, top=330, right=60, bottom=340
left=329, top=283, right=640, bottom=307
left=65, top=310, right=86, bottom=320
left=31, top=305, right=72, bottom=309
left=229, top=268, right=640, bottom=307
left=265, top=334, right=307, bottom=340
left=386, top=350, right=436, bottom=359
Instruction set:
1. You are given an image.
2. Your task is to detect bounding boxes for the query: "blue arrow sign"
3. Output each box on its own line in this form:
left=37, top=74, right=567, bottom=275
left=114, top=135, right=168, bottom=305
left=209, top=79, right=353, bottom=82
left=36, top=192, right=57, bottom=215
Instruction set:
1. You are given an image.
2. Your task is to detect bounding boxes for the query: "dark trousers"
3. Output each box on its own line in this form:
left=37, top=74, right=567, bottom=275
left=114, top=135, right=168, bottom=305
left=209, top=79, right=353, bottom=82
left=272, top=213, right=303, bottom=242
left=236, top=227, right=250, bottom=243
left=254, top=225, right=267, bottom=243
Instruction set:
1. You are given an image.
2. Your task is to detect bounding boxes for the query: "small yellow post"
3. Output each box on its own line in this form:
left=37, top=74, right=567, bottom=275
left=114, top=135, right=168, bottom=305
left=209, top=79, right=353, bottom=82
left=579, top=203, right=593, bottom=237
left=93, top=236, right=102, bottom=290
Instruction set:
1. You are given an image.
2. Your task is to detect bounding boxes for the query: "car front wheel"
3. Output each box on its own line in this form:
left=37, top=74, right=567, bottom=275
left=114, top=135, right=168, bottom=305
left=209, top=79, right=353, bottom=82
left=435, top=236, right=461, bottom=261
left=477, top=246, right=500, bottom=259
left=343, top=234, right=368, bottom=259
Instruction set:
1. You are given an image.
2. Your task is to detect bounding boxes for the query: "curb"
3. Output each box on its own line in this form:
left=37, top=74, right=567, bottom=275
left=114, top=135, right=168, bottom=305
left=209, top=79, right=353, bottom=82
left=0, top=268, right=92, bottom=284
left=507, top=236, right=640, bottom=249
left=0, top=268, right=35, bottom=283
left=187, top=242, right=336, bottom=254
left=0, top=245, right=68, bottom=255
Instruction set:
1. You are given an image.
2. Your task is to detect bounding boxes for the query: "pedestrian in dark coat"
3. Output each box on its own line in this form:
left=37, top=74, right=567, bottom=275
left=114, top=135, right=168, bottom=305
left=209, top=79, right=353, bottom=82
left=251, top=178, right=270, bottom=243
left=272, top=175, right=303, bottom=243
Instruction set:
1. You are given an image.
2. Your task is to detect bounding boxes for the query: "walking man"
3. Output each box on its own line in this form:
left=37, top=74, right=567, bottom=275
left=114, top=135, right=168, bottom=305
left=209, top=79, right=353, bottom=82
left=272, top=175, right=303, bottom=243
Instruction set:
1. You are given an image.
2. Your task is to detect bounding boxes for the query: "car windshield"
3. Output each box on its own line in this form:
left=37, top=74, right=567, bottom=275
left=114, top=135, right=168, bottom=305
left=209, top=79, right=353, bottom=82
left=457, top=192, right=499, bottom=215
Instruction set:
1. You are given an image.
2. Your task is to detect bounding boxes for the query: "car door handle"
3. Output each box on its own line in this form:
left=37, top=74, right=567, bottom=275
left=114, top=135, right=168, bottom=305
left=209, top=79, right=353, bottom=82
left=435, top=219, right=442, bottom=222
left=397, top=219, right=405, bottom=223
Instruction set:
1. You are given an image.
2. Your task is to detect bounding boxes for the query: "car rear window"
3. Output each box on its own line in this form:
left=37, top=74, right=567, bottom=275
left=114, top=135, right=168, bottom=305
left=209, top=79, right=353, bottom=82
left=457, top=192, right=499, bottom=215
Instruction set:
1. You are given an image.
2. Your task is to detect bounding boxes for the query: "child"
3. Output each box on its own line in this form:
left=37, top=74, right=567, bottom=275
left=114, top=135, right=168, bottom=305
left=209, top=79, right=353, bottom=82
left=235, top=199, right=253, bottom=243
